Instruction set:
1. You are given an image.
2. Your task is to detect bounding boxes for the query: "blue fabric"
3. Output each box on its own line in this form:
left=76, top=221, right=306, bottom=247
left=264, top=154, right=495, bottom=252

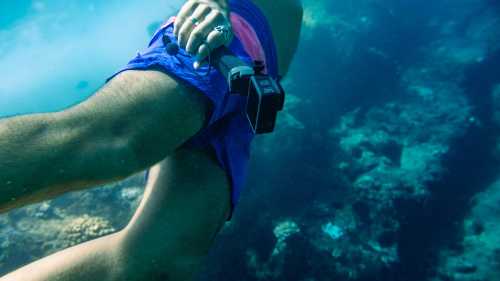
left=108, top=0, right=278, bottom=219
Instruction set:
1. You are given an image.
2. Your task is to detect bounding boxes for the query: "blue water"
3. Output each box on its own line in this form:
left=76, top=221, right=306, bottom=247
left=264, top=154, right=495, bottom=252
left=0, top=0, right=182, bottom=116
left=2, top=0, right=500, bottom=281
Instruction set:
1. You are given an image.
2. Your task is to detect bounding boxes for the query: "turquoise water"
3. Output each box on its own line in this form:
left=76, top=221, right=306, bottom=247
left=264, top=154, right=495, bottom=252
left=2, top=1, right=500, bottom=281
left=0, top=0, right=182, bottom=116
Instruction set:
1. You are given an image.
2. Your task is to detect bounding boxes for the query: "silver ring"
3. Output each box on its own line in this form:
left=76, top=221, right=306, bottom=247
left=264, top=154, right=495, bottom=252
left=214, top=25, right=232, bottom=43
left=190, top=16, right=200, bottom=26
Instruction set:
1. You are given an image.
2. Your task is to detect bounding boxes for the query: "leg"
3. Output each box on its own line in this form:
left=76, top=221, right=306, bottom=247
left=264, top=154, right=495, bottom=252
left=0, top=148, right=231, bottom=281
left=116, top=147, right=231, bottom=280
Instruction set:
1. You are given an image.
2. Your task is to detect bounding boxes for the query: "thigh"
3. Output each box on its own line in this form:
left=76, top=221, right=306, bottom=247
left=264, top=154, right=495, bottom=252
left=149, top=147, right=231, bottom=241
left=120, top=147, right=231, bottom=280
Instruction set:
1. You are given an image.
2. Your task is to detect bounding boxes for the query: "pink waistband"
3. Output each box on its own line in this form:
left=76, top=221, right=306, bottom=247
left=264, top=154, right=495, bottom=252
left=229, top=13, right=267, bottom=72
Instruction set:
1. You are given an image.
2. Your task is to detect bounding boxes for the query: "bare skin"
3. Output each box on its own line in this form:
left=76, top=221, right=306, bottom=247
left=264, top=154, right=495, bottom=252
left=0, top=70, right=208, bottom=214
left=253, top=0, right=303, bottom=74
left=1, top=147, right=231, bottom=281
left=0, top=0, right=303, bottom=280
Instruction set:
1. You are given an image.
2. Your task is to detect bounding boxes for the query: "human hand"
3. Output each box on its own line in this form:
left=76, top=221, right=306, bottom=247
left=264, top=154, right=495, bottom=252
left=174, top=0, right=233, bottom=69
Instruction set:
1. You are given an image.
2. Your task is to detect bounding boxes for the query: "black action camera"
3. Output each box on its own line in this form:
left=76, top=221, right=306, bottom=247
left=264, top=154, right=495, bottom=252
left=161, top=34, right=284, bottom=134
left=212, top=47, right=285, bottom=134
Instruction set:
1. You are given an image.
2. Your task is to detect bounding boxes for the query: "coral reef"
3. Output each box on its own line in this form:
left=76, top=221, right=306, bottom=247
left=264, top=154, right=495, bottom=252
left=433, top=180, right=500, bottom=281
left=0, top=174, right=145, bottom=275
left=56, top=215, right=116, bottom=249
left=198, top=1, right=500, bottom=281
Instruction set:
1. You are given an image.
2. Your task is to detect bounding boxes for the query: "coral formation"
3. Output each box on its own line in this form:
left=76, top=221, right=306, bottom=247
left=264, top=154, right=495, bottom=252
left=0, top=174, right=145, bottom=275
left=56, top=215, right=116, bottom=249
left=434, top=180, right=500, bottom=281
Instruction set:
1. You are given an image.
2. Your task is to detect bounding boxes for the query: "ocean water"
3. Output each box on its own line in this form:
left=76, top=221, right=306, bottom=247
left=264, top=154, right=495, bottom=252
left=1, top=0, right=500, bottom=281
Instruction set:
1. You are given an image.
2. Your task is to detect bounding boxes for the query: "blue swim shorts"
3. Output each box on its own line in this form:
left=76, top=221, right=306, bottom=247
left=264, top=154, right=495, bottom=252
left=108, top=0, right=279, bottom=219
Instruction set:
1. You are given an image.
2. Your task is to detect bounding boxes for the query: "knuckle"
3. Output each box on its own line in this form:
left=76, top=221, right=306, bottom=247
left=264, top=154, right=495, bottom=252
left=179, top=32, right=188, bottom=44
left=199, top=4, right=209, bottom=12
left=207, top=10, right=219, bottom=20
left=213, top=11, right=224, bottom=21
left=173, top=24, right=182, bottom=34
left=208, top=33, right=220, bottom=45
left=174, top=17, right=183, bottom=26
left=179, top=23, right=188, bottom=33
left=179, top=30, right=187, bottom=40
left=187, top=0, right=198, bottom=9
left=192, top=31, right=203, bottom=40
left=181, top=24, right=192, bottom=34
left=200, top=25, right=212, bottom=35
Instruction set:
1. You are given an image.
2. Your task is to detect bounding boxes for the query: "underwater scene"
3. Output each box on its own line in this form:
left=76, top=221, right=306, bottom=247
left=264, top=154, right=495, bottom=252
left=1, top=0, right=500, bottom=280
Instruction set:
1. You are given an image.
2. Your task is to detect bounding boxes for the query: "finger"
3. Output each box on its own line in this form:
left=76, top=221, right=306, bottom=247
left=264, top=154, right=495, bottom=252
left=178, top=4, right=212, bottom=49
left=195, top=29, right=227, bottom=63
left=194, top=44, right=210, bottom=69
left=174, top=1, right=199, bottom=36
left=185, top=10, right=225, bottom=55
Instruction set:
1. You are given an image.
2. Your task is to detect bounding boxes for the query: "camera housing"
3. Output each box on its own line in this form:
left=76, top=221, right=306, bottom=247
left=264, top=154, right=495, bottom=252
left=246, top=74, right=285, bottom=134
left=212, top=47, right=285, bottom=134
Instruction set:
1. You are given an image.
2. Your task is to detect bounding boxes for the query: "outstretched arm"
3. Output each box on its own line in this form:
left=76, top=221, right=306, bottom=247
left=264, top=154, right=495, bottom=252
left=0, top=70, right=208, bottom=212
left=0, top=0, right=232, bottom=213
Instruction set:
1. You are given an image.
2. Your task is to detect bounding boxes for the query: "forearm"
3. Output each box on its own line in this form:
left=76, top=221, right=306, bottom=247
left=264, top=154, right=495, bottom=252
left=0, top=70, right=207, bottom=212
left=0, top=112, right=86, bottom=209
left=0, top=108, right=136, bottom=211
left=0, top=232, right=123, bottom=281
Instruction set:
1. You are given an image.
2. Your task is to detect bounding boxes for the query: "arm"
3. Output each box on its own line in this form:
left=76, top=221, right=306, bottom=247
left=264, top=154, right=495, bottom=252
left=0, top=70, right=208, bottom=212
left=0, top=0, right=232, bottom=213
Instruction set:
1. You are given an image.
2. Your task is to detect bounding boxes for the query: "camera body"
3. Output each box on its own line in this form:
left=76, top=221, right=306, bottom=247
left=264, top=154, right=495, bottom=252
left=246, top=74, right=285, bottom=134
left=213, top=47, right=285, bottom=134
